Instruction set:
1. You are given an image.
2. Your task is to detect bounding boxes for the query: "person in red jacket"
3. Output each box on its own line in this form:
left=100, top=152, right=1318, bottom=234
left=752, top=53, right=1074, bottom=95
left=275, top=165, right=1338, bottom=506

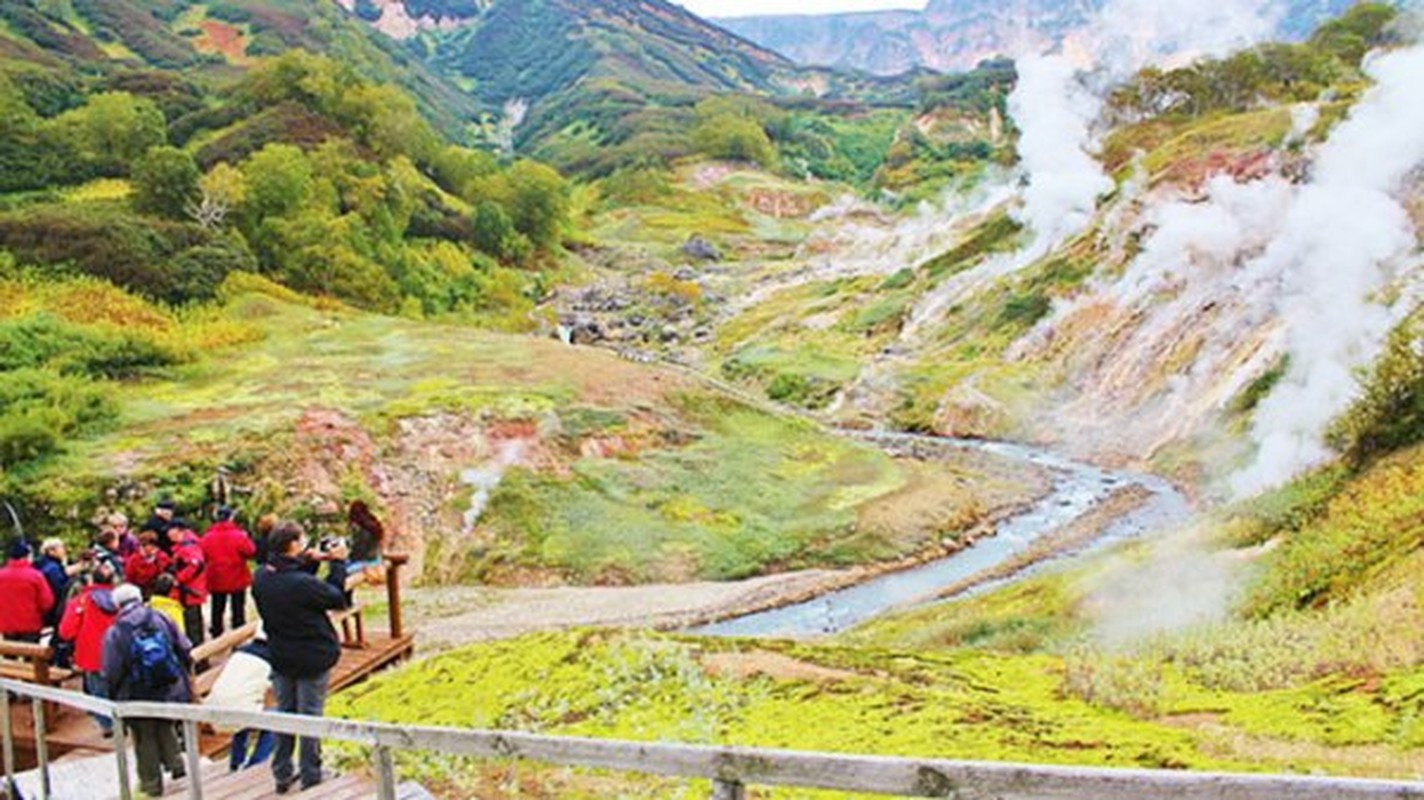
left=167, top=526, right=209, bottom=646
left=201, top=506, right=257, bottom=639
left=0, top=540, right=55, bottom=643
left=57, top=563, right=120, bottom=736
left=124, top=531, right=172, bottom=598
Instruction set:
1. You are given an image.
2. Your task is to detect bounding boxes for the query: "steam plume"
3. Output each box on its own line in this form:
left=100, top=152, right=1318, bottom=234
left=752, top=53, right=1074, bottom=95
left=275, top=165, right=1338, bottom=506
left=1231, top=43, right=1424, bottom=496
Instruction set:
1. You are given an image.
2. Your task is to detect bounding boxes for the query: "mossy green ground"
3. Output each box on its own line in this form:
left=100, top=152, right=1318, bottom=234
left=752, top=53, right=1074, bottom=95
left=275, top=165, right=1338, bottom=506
left=331, top=446, right=1424, bottom=795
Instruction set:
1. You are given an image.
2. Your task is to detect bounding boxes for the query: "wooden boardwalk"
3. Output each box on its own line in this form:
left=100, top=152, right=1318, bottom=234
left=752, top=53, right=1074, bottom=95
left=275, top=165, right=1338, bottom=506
left=7, top=749, right=432, bottom=799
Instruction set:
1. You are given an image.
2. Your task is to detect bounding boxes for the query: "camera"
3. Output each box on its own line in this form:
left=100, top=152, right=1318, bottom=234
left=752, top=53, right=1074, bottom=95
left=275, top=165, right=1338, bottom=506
left=318, top=536, right=348, bottom=554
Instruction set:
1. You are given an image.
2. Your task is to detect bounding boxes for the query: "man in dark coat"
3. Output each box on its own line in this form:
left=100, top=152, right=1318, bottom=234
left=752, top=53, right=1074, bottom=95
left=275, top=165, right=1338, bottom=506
left=252, top=521, right=350, bottom=794
left=102, top=583, right=193, bottom=797
left=35, top=538, right=80, bottom=628
left=140, top=499, right=179, bottom=556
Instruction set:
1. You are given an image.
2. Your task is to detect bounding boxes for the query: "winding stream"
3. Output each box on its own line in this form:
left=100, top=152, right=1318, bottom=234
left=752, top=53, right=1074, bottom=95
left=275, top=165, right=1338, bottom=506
left=691, top=433, right=1192, bottom=638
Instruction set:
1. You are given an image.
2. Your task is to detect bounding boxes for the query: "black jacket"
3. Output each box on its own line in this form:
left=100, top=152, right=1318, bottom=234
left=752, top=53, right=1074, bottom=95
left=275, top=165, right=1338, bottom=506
left=252, top=555, right=349, bottom=679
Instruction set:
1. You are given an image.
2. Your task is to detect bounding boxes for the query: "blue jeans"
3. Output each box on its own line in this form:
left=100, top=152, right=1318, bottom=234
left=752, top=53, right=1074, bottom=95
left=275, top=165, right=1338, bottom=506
left=83, top=671, right=112, bottom=733
left=270, top=670, right=330, bottom=787
left=230, top=728, right=275, bottom=770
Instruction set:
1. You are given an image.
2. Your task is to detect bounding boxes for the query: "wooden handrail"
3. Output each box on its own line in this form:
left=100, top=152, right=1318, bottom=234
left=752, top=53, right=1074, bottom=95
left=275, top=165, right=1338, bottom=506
left=4, top=679, right=1423, bottom=800
left=0, top=642, right=51, bottom=662
left=190, top=621, right=260, bottom=667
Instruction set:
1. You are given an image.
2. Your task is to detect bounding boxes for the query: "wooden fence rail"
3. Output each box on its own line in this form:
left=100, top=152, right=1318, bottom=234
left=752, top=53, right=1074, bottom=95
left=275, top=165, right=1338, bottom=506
left=4, top=678, right=1424, bottom=800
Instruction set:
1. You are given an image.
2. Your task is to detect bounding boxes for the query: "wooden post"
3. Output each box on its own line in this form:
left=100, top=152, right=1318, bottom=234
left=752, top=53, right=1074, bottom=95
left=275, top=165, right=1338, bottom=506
left=1, top=688, right=14, bottom=786
left=374, top=745, right=397, bottom=800
left=184, top=719, right=203, bottom=800
left=113, top=711, right=133, bottom=800
left=711, top=779, right=746, bottom=799
left=384, top=554, right=409, bottom=640
left=31, top=697, right=48, bottom=800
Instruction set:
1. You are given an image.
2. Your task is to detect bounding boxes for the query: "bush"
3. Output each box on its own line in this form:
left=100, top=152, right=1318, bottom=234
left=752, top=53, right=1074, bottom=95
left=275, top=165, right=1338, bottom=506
left=0, top=313, right=182, bottom=379
left=132, top=146, right=200, bottom=220
left=0, top=205, right=237, bottom=303
left=0, top=368, right=118, bottom=469
left=1329, top=312, right=1424, bottom=466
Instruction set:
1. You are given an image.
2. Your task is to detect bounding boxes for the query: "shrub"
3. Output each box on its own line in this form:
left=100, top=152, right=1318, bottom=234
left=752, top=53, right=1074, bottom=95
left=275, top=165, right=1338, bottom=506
left=0, top=313, right=182, bottom=379
left=0, top=368, right=118, bottom=468
left=0, top=205, right=233, bottom=303
left=132, top=146, right=200, bottom=220
left=1329, top=311, right=1424, bottom=466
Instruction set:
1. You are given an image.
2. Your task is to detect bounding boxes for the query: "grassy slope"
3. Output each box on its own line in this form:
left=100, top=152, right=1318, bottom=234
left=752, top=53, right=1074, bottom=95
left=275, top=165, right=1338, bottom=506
left=330, top=446, right=1424, bottom=795
left=14, top=277, right=1030, bottom=585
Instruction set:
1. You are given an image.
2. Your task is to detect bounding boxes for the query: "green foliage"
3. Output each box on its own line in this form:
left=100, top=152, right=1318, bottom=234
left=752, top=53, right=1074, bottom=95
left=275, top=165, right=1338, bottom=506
left=53, top=91, right=167, bottom=177
left=131, top=146, right=198, bottom=220
left=240, top=142, right=314, bottom=223
left=1310, top=3, right=1400, bottom=65
left=469, top=201, right=530, bottom=264
left=692, top=113, right=777, bottom=168
left=504, top=160, right=570, bottom=249
left=1108, top=7, right=1395, bottom=123
left=0, top=313, right=181, bottom=379
left=1246, top=446, right=1424, bottom=616
left=1329, top=311, right=1424, bottom=465
left=0, top=368, right=117, bottom=470
left=0, top=204, right=240, bottom=303
left=473, top=400, right=904, bottom=583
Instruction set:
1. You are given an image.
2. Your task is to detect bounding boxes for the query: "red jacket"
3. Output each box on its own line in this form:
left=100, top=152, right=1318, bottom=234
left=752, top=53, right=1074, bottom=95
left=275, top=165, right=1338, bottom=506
left=200, top=520, right=257, bottom=593
left=170, top=532, right=209, bottom=608
left=123, top=549, right=172, bottom=596
left=57, top=585, right=119, bottom=672
left=0, top=559, right=55, bottom=636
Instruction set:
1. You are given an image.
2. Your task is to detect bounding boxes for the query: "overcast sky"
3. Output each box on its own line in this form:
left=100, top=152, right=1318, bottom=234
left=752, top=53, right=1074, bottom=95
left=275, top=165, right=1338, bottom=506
left=674, top=0, right=927, bottom=18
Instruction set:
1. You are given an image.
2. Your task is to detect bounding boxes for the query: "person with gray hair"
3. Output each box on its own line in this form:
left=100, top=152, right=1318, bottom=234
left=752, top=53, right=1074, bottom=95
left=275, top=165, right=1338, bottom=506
left=102, top=583, right=193, bottom=797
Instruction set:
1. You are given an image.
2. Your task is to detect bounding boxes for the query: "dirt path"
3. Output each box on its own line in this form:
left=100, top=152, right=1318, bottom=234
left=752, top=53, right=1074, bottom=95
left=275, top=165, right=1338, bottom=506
left=406, top=569, right=857, bottom=652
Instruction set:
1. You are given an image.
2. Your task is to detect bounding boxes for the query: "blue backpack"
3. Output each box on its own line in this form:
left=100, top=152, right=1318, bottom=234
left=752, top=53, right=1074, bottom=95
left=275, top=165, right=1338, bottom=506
left=128, top=616, right=185, bottom=695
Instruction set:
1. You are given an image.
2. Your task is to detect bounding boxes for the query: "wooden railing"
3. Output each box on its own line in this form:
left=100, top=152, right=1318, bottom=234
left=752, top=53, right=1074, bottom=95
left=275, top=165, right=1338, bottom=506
left=4, top=679, right=1424, bottom=800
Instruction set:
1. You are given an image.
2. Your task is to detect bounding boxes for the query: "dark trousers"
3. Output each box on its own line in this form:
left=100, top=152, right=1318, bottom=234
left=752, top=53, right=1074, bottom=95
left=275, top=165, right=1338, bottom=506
left=129, top=718, right=183, bottom=795
left=181, top=604, right=205, bottom=647
left=271, top=670, right=330, bottom=788
left=210, top=589, right=247, bottom=638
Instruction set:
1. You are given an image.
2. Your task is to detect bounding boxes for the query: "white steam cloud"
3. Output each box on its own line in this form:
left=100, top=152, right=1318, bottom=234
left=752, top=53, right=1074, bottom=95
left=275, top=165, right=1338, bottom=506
left=1009, top=54, right=1114, bottom=257
left=1008, top=0, right=1278, bottom=254
left=1231, top=44, right=1424, bottom=496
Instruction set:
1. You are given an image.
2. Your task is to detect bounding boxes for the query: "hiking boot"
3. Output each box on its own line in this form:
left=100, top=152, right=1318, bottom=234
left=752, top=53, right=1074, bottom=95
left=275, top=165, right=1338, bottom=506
left=301, top=769, right=336, bottom=790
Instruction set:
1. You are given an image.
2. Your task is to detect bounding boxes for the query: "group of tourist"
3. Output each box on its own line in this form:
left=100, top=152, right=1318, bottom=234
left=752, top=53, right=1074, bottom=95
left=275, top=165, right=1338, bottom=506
left=0, top=497, right=386, bottom=797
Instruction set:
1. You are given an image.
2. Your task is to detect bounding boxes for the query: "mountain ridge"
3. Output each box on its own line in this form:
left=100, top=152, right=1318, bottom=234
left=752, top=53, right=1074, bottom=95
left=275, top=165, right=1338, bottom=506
left=719, top=0, right=1364, bottom=75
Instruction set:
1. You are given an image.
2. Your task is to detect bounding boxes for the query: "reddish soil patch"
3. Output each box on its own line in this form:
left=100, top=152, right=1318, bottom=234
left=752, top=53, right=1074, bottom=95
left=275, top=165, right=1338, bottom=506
left=197, top=20, right=247, bottom=63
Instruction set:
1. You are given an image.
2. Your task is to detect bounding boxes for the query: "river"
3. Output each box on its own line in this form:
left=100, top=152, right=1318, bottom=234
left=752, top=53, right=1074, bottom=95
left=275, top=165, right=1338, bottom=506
left=690, top=433, right=1192, bottom=638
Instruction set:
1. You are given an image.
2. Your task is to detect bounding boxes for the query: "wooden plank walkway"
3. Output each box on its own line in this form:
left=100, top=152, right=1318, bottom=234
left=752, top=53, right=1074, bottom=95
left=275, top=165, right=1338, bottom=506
left=9, top=750, right=433, bottom=799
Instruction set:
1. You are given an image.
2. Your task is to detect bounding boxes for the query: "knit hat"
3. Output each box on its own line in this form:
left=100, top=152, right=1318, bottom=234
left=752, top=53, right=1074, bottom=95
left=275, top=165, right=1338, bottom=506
left=8, top=540, right=31, bottom=560
left=113, top=584, right=142, bottom=608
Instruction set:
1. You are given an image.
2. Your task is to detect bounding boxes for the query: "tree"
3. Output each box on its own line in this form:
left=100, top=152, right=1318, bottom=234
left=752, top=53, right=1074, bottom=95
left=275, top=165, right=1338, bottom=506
left=505, top=160, right=569, bottom=250
left=191, top=163, right=247, bottom=230
left=691, top=114, right=777, bottom=168
left=53, top=92, right=166, bottom=176
left=470, top=201, right=530, bottom=263
left=132, top=146, right=200, bottom=220
left=241, top=143, right=313, bottom=224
